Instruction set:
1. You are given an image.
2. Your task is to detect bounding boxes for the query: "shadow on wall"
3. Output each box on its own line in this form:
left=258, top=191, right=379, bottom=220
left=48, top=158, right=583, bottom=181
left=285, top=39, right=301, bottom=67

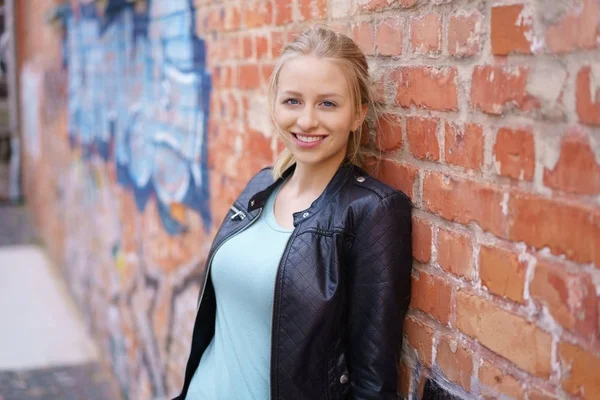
left=63, top=0, right=212, bottom=235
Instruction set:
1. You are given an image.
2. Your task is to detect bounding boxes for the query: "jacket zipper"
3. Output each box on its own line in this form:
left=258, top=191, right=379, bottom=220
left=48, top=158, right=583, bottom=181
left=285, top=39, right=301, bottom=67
left=230, top=205, right=246, bottom=221
left=197, top=205, right=259, bottom=313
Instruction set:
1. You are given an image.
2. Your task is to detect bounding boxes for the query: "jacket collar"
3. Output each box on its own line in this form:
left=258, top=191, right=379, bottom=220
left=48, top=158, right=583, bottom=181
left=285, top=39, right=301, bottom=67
left=247, top=161, right=355, bottom=227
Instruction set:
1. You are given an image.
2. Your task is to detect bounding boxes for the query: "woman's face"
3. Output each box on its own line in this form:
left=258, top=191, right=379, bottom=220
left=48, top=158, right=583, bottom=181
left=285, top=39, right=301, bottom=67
left=273, top=55, right=362, bottom=169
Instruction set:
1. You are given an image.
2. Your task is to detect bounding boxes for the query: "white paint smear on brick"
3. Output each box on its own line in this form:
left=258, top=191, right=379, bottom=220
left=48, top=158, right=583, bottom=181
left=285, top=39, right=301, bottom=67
left=247, top=94, right=271, bottom=137
left=536, top=130, right=562, bottom=171
left=526, top=61, right=567, bottom=104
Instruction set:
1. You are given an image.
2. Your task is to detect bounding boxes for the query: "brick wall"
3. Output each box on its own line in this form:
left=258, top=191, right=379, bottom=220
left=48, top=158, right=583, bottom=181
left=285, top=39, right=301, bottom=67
left=16, top=0, right=599, bottom=399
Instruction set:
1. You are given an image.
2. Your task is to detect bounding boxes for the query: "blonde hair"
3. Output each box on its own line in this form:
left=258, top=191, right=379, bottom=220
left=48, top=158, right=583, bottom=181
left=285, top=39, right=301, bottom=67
left=268, top=25, right=376, bottom=179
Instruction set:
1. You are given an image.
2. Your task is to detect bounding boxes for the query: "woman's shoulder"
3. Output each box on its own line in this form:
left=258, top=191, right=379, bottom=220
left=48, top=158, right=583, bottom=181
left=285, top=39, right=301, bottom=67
left=231, top=166, right=275, bottom=210
left=247, top=166, right=274, bottom=187
left=346, top=165, right=412, bottom=209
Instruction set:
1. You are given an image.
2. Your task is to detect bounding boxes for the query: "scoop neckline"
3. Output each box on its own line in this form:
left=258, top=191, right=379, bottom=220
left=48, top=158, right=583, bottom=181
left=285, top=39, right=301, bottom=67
left=264, top=178, right=294, bottom=233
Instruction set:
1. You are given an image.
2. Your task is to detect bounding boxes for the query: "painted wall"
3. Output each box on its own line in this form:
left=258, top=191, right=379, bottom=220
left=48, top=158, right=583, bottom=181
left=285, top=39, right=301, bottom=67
left=17, top=1, right=224, bottom=398
left=17, top=0, right=600, bottom=399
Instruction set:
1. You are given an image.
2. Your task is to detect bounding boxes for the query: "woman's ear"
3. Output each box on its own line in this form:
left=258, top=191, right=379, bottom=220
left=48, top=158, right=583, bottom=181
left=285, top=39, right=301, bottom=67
left=353, top=104, right=368, bottom=131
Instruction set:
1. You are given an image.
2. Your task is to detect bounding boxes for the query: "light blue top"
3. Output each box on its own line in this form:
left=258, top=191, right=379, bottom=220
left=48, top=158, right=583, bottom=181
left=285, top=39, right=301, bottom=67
left=186, top=181, right=293, bottom=400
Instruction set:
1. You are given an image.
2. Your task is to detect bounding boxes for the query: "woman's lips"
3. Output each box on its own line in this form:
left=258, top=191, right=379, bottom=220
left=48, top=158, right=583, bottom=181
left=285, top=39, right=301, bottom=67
left=292, top=133, right=326, bottom=148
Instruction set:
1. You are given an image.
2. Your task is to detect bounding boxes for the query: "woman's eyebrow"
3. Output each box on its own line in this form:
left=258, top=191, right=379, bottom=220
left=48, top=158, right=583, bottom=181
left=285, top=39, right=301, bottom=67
left=280, top=90, right=344, bottom=99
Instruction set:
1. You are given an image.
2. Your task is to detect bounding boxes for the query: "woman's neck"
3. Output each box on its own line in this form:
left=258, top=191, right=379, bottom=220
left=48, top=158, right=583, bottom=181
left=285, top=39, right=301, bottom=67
left=285, top=154, right=346, bottom=199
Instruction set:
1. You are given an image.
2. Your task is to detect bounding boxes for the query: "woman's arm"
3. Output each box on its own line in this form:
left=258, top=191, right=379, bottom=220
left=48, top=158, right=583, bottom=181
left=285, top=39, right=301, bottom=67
left=346, top=192, right=413, bottom=400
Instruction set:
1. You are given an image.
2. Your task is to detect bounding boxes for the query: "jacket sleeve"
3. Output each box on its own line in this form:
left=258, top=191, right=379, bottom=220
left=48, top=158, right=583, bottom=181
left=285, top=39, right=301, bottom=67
left=346, top=192, right=413, bottom=399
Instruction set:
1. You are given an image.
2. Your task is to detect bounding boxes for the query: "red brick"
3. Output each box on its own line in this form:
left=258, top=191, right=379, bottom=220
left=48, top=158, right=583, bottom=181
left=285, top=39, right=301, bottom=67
left=508, top=192, right=600, bottom=266
left=406, top=117, right=440, bottom=161
left=243, top=35, right=254, bottom=59
left=226, top=93, right=239, bottom=120
left=544, top=127, right=600, bottom=195
left=457, top=291, right=553, bottom=377
left=423, top=172, right=507, bottom=237
left=271, top=31, right=286, bottom=58
left=371, top=68, right=386, bottom=104
left=255, top=33, right=269, bottom=60
left=370, top=158, right=418, bottom=200
left=491, top=5, right=533, bottom=55
left=374, top=113, right=403, bottom=151
left=437, top=336, right=473, bottom=391
left=471, top=65, right=539, bottom=115
left=437, top=228, right=474, bottom=280
left=412, top=217, right=432, bottom=263
left=205, top=40, right=220, bottom=65
left=244, top=0, right=273, bottom=28
left=209, top=7, right=225, bottom=32
left=479, top=361, right=524, bottom=399
left=576, top=66, right=600, bottom=126
left=395, top=67, right=458, bottom=111
left=493, top=127, right=535, bottom=181
left=275, top=0, right=292, bottom=25
left=360, top=0, right=417, bottom=12
left=445, top=122, right=484, bottom=171
left=404, top=316, right=434, bottom=367
left=298, top=0, right=327, bottom=20
left=411, top=272, right=453, bottom=324
left=559, top=341, right=600, bottom=397
left=224, top=4, right=241, bottom=30
left=260, top=64, right=274, bottom=87
left=410, top=13, right=442, bottom=55
left=227, top=37, right=241, bottom=60
left=375, top=17, right=403, bottom=56
left=230, top=65, right=239, bottom=87
left=351, top=21, right=375, bottom=55
left=215, top=66, right=229, bottom=89
left=479, top=246, right=526, bottom=304
left=210, top=92, right=221, bottom=121
left=448, top=10, right=482, bottom=58
left=243, top=130, right=273, bottom=167
left=531, top=260, right=597, bottom=339
left=545, top=0, right=599, bottom=54
left=238, top=64, right=261, bottom=90
left=194, top=9, right=208, bottom=36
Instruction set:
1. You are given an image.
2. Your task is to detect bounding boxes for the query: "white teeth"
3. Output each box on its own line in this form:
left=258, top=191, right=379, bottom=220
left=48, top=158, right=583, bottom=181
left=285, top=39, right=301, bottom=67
left=296, top=135, right=323, bottom=143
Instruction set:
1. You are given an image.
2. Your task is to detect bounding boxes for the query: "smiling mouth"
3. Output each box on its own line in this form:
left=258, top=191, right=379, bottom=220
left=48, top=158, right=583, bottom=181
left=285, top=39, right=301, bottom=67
left=292, top=133, right=326, bottom=143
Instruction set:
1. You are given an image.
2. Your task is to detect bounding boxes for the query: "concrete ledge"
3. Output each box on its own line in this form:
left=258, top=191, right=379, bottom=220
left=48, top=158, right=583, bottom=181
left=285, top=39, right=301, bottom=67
left=0, top=245, right=99, bottom=370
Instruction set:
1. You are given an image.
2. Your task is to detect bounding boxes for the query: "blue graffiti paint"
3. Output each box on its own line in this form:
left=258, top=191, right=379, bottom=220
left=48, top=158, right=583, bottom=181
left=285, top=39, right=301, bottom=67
left=63, top=0, right=212, bottom=235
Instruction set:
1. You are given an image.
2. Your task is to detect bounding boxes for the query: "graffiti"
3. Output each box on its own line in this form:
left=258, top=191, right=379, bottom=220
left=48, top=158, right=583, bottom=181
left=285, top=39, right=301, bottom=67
left=64, top=0, right=211, bottom=235
left=56, top=1, right=213, bottom=398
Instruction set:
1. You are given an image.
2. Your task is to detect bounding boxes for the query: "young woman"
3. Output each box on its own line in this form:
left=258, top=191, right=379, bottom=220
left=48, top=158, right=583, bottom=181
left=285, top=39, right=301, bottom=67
left=175, top=26, right=413, bottom=400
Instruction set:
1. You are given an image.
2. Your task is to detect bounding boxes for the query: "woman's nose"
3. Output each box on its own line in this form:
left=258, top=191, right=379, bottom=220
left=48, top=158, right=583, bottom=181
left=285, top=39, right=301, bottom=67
left=297, top=108, right=318, bottom=131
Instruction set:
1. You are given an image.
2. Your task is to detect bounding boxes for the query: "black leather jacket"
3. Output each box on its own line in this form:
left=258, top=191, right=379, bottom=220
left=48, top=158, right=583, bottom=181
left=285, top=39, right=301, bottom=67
left=175, top=162, right=413, bottom=400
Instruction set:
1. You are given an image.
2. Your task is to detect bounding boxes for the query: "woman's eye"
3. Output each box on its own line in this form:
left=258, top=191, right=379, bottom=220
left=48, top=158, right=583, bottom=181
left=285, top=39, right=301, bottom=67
left=284, top=98, right=300, bottom=105
left=321, top=101, right=336, bottom=108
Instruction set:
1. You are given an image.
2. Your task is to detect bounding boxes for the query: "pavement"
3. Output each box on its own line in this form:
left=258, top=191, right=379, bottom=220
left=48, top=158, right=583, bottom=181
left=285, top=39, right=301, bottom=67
left=0, top=205, right=123, bottom=400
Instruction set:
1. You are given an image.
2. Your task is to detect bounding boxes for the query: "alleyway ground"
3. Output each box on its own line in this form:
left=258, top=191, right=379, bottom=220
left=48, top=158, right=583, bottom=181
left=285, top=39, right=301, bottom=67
left=0, top=205, right=123, bottom=400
